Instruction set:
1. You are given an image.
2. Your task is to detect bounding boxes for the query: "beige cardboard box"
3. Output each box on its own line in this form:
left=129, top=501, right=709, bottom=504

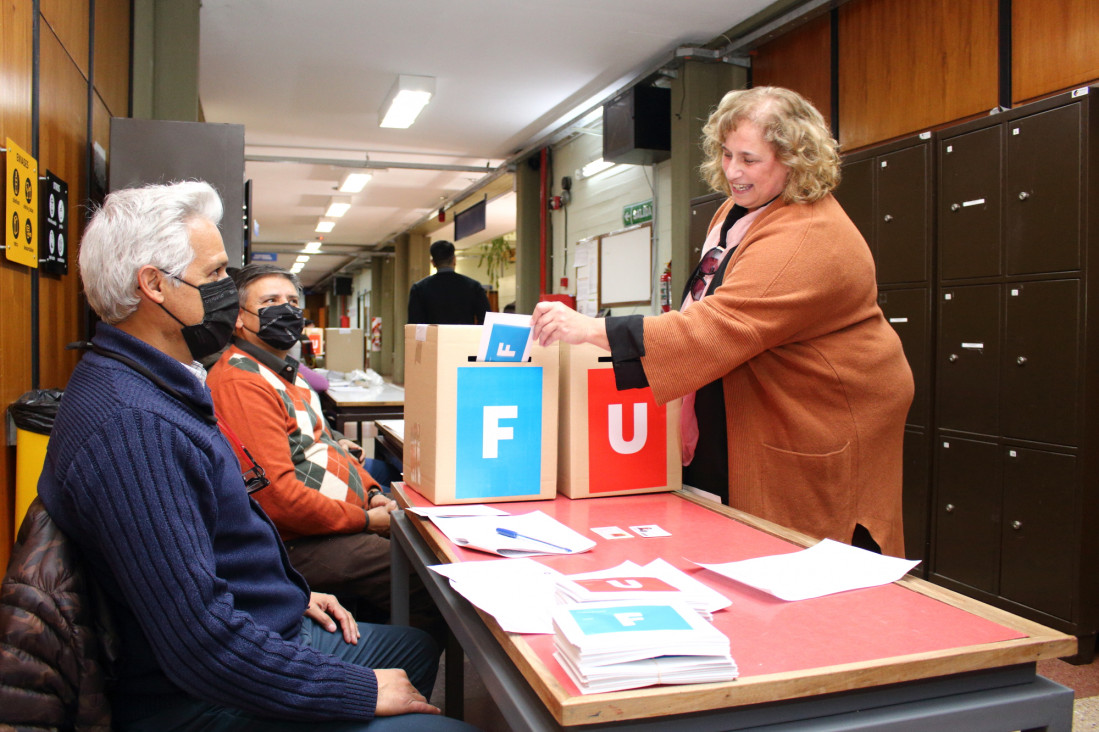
left=403, top=324, right=559, bottom=504
left=324, top=328, right=364, bottom=372
left=558, top=342, right=681, bottom=498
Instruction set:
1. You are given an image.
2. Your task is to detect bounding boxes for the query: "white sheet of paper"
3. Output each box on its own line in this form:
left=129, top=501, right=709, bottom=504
left=406, top=504, right=508, bottom=518
left=430, top=558, right=562, bottom=634
left=476, top=312, right=533, bottom=362
left=692, top=539, right=920, bottom=601
left=431, top=510, right=597, bottom=557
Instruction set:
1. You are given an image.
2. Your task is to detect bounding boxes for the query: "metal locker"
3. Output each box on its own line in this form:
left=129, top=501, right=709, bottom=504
left=939, top=127, right=1002, bottom=280
left=876, top=146, right=930, bottom=284
left=936, top=285, right=1001, bottom=435
left=902, top=428, right=930, bottom=568
left=1001, top=280, right=1080, bottom=446
left=835, top=157, right=875, bottom=256
left=878, top=288, right=931, bottom=429
left=1005, top=104, right=1082, bottom=275
left=933, top=436, right=1002, bottom=593
left=1000, top=447, right=1076, bottom=620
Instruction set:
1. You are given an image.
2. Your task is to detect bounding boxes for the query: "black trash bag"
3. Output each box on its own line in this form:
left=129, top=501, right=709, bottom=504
left=9, top=389, right=63, bottom=435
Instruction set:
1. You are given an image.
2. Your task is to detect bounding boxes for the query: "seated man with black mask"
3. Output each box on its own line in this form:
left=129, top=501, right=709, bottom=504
left=208, top=264, right=441, bottom=639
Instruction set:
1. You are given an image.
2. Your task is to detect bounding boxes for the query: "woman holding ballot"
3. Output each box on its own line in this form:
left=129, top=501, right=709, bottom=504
left=531, top=86, right=912, bottom=557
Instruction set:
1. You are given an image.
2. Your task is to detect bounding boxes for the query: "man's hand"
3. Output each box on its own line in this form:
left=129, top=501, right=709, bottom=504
left=365, top=500, right=397, bottom=535
left=339, top=438, right=365, bottom=463
left=373, top=669, right=441, bottom=717
left=305, top=592, right=360, bottom=645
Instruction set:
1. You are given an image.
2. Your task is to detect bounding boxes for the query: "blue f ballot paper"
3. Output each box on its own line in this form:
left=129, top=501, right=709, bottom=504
left=477, top=312, right=533, bottom=362
left=570, top=604, right=694, bottom=635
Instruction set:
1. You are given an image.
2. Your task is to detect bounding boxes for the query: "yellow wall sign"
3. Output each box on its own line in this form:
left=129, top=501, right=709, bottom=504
left=6, top=137, right=39, bottom=268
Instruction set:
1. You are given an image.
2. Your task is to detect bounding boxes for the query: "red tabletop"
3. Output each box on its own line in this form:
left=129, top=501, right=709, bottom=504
left=397, top=485, right=1029, bottom=696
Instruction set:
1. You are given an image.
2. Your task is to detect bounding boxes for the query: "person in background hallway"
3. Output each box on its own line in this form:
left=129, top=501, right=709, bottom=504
left=37, top=180, right=473, bottom=731
left=532, top=86, right=913, bottom=557
left=208, top=263, right=442, bottom=641
left=407, top=240, right=490, bottom=324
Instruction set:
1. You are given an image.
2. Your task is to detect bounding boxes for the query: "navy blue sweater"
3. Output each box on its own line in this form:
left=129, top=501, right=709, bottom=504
left=37, top=324, right=378, bottom=721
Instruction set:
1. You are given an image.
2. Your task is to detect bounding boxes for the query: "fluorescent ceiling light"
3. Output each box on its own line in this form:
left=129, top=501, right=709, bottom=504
left=579, top=158, right=615, bottom=179
left=296, top=255, right=310, bottom=264
left=325, top=197, right=352, bottom=218
left=315, top=218, right=336, bottom=233
left=304, top=241, right=324, bottom=253
left=290, top=262, right=305, bottom=274
left=379, top=74, right=435, bottom=129
left=338, top=172, right=373, bottom=193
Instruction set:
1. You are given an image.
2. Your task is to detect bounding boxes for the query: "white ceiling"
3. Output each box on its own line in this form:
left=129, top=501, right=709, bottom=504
left=198, top=0, right=778, bottom=287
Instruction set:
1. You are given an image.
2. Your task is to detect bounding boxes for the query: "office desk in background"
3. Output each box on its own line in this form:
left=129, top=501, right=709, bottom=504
left=320, top=383, right=404, bottom=439
left=390, top=483, right=1075, bottom=731
left=373, top=419, right=404, bottom=478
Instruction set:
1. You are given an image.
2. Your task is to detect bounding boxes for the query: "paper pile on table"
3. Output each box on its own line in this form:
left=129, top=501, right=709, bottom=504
left=555, top=559, right=731, bottom=620
left=552, top=600, right=738, bottom=694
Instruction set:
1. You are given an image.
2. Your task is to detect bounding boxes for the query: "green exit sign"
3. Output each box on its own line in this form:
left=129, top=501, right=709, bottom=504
left=623, top=199, right=653, bottom=227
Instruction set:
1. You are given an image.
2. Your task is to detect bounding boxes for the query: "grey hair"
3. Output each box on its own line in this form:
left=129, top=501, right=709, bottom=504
left=79, top=180, right=223, bottom=324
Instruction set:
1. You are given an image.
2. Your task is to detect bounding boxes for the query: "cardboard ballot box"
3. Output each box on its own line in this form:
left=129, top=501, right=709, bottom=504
left=324, top=328, right=364, bottom=372
left=558, top=342, right=681, bottom=498
left=403, top=324, right=559, bottom=504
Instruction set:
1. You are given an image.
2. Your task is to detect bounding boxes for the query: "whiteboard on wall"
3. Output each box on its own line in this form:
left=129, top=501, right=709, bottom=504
left=599, top=223, right=651, bottom=308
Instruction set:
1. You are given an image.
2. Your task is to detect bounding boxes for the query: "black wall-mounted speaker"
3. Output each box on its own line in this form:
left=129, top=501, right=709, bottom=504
left=332, top=276, right=353, bottom=295
left=602, top=86, right=671, bottom=166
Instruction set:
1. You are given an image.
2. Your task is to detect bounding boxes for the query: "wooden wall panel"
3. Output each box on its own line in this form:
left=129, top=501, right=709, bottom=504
left=0, top=0, right=35, bottom=567
left=752, top=14, right=833, bottom=130
left=95, top=0, right=131, bottom=116
left=40, top=0, right=90, bottom=79
left=38, top=26, right=88, bottom=390
left=1013, top=0, right=1099, bottom=104
left=838, top=0, right=999, bottom=150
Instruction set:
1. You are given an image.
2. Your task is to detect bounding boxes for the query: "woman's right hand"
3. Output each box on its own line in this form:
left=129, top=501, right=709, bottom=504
left=531, top=301, right=608, bottom=349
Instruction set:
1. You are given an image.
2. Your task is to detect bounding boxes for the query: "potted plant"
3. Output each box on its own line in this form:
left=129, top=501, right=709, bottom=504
left=477, top=234, right=515, bottom=290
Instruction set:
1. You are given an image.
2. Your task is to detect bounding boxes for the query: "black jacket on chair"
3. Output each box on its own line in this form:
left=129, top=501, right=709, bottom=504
left=0, top=498, right=117, bottom=731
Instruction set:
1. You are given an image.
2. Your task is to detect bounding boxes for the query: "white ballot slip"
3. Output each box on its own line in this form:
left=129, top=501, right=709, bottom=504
left=692, top=539, right=920, bottom=601
left=430, top=510, right=597, bottom=557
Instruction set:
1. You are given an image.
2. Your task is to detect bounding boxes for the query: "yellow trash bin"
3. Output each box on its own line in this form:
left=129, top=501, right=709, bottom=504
left=9, top=388, right=62, bottom=534
left=15, top=428, right=50, bottom=531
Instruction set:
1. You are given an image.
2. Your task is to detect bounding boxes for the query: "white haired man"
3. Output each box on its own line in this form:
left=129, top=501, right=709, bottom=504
left=37, top=181, right=474, bottom=731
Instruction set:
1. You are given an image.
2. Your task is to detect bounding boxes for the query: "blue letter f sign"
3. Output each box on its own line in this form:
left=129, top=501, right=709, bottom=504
left=455, top=366, right=543, bottom=498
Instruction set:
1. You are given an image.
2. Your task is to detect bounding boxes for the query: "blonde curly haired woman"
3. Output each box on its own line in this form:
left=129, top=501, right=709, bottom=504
left=533, top=86, right=913, bottom=557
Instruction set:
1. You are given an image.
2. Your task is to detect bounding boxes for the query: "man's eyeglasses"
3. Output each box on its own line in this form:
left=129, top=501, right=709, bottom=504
left=240, top=446, right=270, bottom=494
left=688, top=246, right=726, bottom=301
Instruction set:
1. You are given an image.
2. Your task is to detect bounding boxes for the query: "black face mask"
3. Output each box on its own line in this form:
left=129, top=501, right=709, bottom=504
left=245, top=303, right=304, bottom=351
left=157, top=273, right=239, bottom=360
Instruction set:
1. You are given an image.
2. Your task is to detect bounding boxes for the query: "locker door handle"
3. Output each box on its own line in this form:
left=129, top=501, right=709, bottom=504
left=1016, top=355, right=1028, bottom=366
left=883, top=214, right=894, bottom=223
left=950, top=203, right=961, bottom=212
left=1018, top=191, right=1030, bottom=201
left=948, top=353, right=959, bottom=363
left=1011, top=520, right=1023, bottom=530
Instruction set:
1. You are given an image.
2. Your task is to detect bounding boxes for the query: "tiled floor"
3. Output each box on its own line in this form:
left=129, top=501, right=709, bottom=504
left=434, top=652, right=1099, bottom=731
left=1039, top=654, right=1099, bottom=730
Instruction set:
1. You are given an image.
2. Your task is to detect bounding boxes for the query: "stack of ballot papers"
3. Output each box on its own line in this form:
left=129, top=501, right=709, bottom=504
left=555, top=559, right=732, bottom=620
left=552, top=600, right=738, bottom=694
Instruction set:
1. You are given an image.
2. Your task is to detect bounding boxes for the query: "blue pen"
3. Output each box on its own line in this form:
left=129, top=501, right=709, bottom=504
left=496, top=527, right=572, bottom=553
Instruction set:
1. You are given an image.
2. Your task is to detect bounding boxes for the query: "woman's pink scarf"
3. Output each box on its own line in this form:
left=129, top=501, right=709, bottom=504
left=679, top=203, right=769, bottom=466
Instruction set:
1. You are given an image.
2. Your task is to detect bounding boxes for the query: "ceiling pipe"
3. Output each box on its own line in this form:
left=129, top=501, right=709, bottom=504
left=244, top=153, right=494, bottom=174
left=540, top=147, right=548, bottom=295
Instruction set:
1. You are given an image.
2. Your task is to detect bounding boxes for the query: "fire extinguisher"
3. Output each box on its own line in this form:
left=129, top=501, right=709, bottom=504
left=659, top=261, right=672, bottom=312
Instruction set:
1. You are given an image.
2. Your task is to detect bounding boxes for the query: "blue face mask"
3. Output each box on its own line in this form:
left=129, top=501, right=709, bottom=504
left=157, top=273, right=240, bottom=360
